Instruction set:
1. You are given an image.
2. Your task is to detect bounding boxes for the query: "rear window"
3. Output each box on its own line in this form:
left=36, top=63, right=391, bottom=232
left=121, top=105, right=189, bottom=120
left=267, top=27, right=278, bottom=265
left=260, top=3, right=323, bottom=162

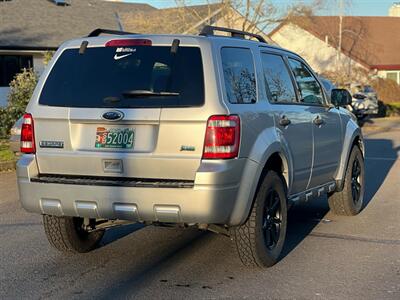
left=39, top=46, right=204, bottom=108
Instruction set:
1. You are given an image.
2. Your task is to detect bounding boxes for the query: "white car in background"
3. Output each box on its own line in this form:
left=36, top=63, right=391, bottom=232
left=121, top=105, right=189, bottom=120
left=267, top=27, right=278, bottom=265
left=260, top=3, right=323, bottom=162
left=350, top=84, right=379, bottom=117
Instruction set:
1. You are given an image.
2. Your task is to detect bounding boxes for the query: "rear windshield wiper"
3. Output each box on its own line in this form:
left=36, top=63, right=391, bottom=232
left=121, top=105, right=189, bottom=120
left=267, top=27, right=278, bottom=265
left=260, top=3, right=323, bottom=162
left=122, top=90, right=180, bottom=98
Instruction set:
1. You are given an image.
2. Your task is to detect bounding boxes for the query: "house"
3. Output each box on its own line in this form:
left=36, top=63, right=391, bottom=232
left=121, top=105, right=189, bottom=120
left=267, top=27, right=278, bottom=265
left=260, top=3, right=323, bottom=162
left=389, top=2, right=400, bottom=16
left=120, top=2, right=273, bottom=42
left=0, top=0, right=272, bottom=107
left=0, top=0, right=155, bottom=106
left=268, top=16, right=400, bottom=84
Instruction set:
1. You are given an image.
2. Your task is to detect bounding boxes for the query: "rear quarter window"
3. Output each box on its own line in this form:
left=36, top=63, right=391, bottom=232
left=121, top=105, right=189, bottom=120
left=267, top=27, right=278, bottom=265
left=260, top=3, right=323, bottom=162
left=39, top=46, right=204, bottom=108
left=221, top=47, right=257, bottom=104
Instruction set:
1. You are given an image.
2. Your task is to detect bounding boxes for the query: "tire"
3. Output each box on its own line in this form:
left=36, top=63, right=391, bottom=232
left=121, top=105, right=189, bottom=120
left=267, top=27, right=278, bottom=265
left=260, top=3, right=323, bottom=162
left=231, top=171, right=288, bottom=268
left=328, top=146, right=365, bottom=216
left=43, top=215, right=105, bottom=253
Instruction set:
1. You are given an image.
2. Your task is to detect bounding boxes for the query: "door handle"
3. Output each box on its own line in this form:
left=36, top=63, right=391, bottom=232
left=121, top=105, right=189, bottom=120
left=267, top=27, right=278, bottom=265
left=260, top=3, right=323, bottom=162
left=313, top=115, right=324, bottom=126
left=279, top=115, right=291, bottom=126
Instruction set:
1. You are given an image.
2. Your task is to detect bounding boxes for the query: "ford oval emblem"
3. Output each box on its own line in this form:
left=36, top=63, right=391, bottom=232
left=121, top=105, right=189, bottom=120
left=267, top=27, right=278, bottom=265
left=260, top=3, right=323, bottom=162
left=102, top=110, right=124, bottom=121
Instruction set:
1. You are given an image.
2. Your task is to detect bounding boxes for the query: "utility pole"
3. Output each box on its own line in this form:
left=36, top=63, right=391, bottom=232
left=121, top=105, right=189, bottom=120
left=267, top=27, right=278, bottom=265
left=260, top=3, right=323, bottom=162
left=337, top=0, right=344, bottom=71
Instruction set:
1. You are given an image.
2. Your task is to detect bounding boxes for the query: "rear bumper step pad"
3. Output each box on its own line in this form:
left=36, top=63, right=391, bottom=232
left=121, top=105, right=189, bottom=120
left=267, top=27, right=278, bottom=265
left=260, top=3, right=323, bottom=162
left=31, top=174, right=194, bottom=188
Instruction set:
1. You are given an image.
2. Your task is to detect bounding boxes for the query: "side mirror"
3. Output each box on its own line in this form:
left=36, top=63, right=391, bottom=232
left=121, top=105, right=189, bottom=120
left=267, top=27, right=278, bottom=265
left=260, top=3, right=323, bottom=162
left=331, top=88, right=352, bottom=107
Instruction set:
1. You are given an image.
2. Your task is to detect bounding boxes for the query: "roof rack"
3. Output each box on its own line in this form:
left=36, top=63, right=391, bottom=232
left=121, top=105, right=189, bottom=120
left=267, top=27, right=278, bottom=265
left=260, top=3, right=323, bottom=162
left=199, top=25, right=268, bottom=44
left=87, top=28, right=136, bottom=37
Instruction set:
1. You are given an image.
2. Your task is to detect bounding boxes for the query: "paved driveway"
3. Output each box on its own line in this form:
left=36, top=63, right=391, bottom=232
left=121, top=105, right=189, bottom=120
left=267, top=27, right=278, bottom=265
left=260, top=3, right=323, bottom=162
left=1, top=123, right=399, bottom=299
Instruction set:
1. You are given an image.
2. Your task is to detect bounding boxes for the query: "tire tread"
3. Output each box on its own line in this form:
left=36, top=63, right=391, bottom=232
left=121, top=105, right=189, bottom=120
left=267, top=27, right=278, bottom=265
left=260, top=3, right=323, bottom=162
left=328, top=146, right=364, bottom=216
left=43, top=215, right=103, bottom=253
left=231, top=171, right=287, bottom=268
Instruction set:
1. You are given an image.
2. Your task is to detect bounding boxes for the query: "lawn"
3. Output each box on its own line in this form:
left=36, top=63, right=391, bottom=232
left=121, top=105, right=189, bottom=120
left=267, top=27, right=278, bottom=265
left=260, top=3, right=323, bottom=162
left=0, top=141, right=15, bottom=162
left=387, top=102, right=400, bottom=116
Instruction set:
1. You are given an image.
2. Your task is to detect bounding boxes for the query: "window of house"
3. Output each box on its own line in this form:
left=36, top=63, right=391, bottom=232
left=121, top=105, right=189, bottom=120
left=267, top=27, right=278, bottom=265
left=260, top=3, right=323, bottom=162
left=386, top=72, right=399, bottom=83
left=288, top=58, right=324, bottom=105
left=261, top=53, right=297, bottom=103
left=0, top=55, right=33, bottom=87
left=221, top=47, right=257, bottom=104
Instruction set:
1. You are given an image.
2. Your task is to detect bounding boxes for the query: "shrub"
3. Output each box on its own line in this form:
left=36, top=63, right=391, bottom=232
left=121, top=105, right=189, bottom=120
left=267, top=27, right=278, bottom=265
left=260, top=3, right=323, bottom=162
left=371, top=78, right=400, bottom=104
left=386, top=102, right=400, bottom=117
left=43, top=51, right=55, bottom=66
left=0, top=68, right=38, bottom=138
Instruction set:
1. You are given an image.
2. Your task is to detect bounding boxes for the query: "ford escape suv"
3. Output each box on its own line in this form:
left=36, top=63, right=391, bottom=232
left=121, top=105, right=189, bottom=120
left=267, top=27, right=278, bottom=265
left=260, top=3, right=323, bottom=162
left=17, top=26, right=365, bottom=267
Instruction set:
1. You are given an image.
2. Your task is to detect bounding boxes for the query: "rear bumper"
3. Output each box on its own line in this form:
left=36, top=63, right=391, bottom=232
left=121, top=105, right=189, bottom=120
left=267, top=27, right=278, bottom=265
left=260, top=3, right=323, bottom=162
left=17, top=155, right=258, bottom=226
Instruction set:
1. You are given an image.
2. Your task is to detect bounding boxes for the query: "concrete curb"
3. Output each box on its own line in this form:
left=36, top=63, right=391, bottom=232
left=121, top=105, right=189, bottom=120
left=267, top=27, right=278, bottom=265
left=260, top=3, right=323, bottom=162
left=0, top=160, right=17, bottom=172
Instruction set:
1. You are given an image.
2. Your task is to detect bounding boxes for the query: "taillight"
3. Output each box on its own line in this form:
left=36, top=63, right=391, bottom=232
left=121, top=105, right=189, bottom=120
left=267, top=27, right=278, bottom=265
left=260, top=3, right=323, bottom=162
left=202, top=115, right=240, bottom=159
left=105, top=39, right=152, bottom=47
left=20, top=113, right=36, bottom=154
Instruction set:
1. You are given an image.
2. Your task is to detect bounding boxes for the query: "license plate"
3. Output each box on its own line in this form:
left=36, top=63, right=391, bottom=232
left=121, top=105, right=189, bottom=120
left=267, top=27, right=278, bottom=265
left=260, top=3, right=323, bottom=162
left=95, top=127, right=134, bottom=149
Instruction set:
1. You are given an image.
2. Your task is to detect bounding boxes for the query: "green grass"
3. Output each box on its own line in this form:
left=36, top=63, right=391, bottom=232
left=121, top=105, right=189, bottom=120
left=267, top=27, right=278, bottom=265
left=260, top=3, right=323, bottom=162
left=387, top=102, right=400, bottom=109
left=386, top=102, right=400, bottom=117
left=0, top=141, right=15, bottom=162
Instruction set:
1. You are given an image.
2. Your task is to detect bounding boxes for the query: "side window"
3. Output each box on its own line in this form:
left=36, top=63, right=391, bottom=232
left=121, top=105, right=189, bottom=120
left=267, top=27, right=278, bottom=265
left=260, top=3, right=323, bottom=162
left=221, top=47, right=256, bottom=104
left=261, top=53, right=297, bottom=103
left=288, top=58, right=324, bottom=105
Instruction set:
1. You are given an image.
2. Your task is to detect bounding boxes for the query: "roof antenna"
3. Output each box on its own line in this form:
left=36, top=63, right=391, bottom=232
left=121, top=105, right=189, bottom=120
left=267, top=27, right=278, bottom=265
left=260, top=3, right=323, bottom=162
left=171, top=39, right=180, bottom=54
left=79, top=40, right=89, bottom=55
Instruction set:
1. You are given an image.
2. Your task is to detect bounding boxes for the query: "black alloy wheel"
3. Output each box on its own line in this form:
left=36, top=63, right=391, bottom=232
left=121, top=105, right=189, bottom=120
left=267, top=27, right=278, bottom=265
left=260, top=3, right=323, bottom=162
left=263, top=190, right=282, bottom=250
left=351, top=158, right=362, bottom=204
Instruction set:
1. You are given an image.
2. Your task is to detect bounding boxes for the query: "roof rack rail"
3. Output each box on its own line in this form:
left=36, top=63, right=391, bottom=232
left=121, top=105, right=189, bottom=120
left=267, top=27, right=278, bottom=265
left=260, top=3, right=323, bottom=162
left=199, top=25, right=268, bottom=44
left=87, top=28, right=136, bottom=37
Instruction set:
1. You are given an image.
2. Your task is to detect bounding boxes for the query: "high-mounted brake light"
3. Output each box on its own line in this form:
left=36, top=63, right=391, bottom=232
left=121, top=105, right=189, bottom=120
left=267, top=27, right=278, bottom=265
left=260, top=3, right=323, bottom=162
left=20, top=113, right=36, bottom=154
left=105, top=39, right=152, bottom=47
left=202, top=115, right=240, bottom=159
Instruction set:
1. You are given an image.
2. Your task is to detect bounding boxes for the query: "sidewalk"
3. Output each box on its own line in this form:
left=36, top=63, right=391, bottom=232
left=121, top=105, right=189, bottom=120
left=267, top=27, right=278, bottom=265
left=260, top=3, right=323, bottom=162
left=362, top=117, right=400, bottom=135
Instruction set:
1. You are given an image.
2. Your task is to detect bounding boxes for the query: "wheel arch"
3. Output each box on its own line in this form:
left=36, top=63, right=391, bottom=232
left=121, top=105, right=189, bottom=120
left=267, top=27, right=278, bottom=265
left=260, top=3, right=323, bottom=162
left=334, top=121, right=364, bottom=192
left=258, top=152, right=290, bottom=191
left=229, top=146, right=291, bottom=226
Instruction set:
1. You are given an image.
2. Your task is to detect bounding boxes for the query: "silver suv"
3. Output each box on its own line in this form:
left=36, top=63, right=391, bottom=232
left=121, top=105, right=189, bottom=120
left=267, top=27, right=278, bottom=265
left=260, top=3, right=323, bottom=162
left=17, top=26, right=365, bottom=267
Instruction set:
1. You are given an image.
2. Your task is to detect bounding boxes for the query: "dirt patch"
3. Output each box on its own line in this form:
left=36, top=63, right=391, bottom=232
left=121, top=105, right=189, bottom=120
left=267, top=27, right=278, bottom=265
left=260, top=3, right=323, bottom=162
left=0, top=160, right=17, bottom=172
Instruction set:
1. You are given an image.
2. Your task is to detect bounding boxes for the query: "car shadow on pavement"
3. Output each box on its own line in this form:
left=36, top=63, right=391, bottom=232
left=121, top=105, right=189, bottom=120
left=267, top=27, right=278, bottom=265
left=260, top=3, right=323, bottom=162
left=282, top=137, right=398, bottom=259
left=79, top=138, right=398, bottom=295
left=100, top=223, right=145, bottom=247
left=281, top=195, right=330, bottom=259
left=93, top=227, right=209, bottom=299
left=363, top=138, right=399, bottom=207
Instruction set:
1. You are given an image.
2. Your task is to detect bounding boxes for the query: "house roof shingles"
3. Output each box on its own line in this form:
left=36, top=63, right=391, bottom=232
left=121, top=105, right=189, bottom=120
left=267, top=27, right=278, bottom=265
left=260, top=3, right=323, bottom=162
left=0, top=1, right=223, bottom=49
left=270, top=16, right=400, bottom=70
left=120, top=3, right=223, bottom=34
left=0, top=0, right=156, bottom=49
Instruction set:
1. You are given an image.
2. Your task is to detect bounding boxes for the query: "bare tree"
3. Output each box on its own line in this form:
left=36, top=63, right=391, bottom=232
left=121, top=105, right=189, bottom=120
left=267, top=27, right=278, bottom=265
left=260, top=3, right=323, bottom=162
left=307, top=14, right=377, bottom=85
left=191, top=0, right=325, bottom=35
left=121, top=0, right=325, bottom=37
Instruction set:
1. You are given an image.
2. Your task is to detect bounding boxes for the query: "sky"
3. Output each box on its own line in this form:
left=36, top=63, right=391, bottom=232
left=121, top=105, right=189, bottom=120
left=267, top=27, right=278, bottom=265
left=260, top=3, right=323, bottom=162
left=124, top=0, right=396, bottom=16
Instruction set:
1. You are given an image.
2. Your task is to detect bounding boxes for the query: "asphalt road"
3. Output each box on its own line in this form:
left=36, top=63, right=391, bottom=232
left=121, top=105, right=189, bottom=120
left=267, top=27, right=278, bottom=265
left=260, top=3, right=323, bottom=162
left=1, top=121, right=399, bottom=299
